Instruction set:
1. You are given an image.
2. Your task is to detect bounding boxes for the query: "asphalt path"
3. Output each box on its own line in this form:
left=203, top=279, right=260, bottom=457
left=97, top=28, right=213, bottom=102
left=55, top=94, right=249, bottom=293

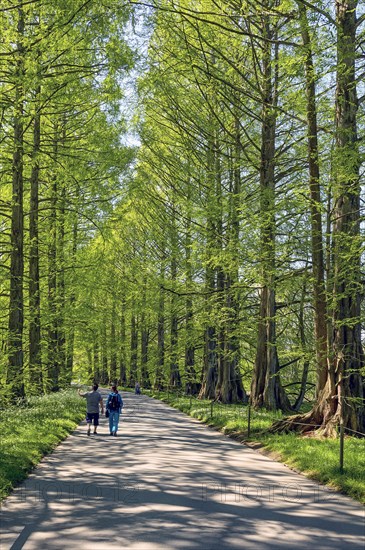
left=1, top=392, right=364, bottom=549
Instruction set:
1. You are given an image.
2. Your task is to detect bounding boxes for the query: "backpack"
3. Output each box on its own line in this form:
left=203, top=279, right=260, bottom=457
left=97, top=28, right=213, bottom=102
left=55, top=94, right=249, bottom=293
left=109, top=393, right=120, bottom=411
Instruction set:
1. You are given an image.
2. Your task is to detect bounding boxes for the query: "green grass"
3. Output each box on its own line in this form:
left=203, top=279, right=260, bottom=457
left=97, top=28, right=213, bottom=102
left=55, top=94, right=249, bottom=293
left=0, top=389, right=85, bottom=500
left=145, top=389, right=365, bottom=505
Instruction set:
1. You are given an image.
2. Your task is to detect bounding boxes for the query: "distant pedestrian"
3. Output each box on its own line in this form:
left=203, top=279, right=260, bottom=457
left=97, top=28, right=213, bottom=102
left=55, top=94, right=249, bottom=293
left=106, top=385, right=123, bottom=436
left=135, top=382, right=141, bottom=395
left=78, top=384, right=104, bottom=436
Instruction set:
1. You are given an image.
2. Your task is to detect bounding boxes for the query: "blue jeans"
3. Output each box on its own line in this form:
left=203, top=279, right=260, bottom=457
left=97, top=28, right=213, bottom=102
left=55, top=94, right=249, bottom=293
left=109, top=411, right=120, bottom=433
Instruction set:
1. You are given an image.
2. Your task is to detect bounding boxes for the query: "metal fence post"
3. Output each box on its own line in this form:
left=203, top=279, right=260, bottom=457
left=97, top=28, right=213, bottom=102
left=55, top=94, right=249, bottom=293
left=210, top=401, right=213, bottom=419
left=339, top=420, right=344, bottom=474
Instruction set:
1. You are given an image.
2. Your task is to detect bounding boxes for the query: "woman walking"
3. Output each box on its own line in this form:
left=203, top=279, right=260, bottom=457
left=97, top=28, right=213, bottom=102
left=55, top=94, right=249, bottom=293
left=106, top=385, right=123, bottom=436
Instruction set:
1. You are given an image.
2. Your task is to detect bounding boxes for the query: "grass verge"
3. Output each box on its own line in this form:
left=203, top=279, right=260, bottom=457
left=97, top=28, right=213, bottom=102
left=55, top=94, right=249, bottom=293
left=145, top=390, right=365, bottom=505
left=0, top=389, right=85, bottom=501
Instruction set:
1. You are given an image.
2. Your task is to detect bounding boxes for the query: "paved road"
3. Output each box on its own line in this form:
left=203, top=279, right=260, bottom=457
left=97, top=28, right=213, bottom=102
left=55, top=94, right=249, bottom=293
left=1, top=393, right=364, bottom=549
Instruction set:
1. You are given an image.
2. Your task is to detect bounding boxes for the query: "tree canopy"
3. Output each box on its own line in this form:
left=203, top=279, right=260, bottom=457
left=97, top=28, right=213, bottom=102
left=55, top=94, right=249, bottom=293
left=0, top=0, right=364, bottom=436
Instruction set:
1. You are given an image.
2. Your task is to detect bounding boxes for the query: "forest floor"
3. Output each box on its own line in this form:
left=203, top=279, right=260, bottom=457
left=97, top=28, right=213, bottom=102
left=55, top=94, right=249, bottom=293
left=1, top=392, right=364, bottom=549
left=0, top=389, right=85, bottom=500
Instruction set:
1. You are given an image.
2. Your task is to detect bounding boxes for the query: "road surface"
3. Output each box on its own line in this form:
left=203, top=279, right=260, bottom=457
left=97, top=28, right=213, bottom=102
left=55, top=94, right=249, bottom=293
left=1, top=392, right=364, bottom=549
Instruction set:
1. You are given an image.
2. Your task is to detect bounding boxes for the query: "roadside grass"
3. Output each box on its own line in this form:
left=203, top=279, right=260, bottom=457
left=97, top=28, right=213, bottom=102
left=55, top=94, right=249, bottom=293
left=145, top=390, right=365, bottom=505
left=0, top=389, right=85, bottom=500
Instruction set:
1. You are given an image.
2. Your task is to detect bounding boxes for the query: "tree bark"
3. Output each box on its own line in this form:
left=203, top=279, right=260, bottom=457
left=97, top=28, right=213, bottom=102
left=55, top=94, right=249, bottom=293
left=110, top=301, right=117, bottom=384
left=119, top=294, right=127, bottom=385
left=169, top=208, right=181, bottom=387
left=199, top=127, right=218, bottom=400
left=7, top=6, right=25, bottom=399
left=57, top=162, right=66, bottom=387
left=29, top=85, right=42, bottom=393
left=251, top=11, right=291, bottom=411
left=65, top=218, right=78, bottom=383
left=93, top=338, right=100, bottom=383
left=298, top=2, right=328, bottom=395
left=184, top=206, right=198, bottom=394
left=47, top=126, right=59, bottom=391
left=100, top=324, right=109, bottom=385
left=155, top=259, right=165, bottom=390
left=273, top=0, right=364, bottom=435
left=326, top=0, right=364, bottom=433
left=220, top=113, right=247, bottom=403
left=129, top=311, right=138, bottom=386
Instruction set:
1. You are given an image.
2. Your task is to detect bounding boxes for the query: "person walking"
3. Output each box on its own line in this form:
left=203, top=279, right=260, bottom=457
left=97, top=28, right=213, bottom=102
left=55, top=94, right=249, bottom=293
left=106, top=385, right=123, bottom=436
left=135, top=381, right=141, bottom=395
left=78, top=383, right=104, bottom=436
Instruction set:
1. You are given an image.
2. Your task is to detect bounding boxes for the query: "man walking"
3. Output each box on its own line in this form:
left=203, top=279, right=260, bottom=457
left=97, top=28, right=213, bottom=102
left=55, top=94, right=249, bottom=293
left=78, top=383, right=104, bottom=435
left=106, top=385, right=123, bottom=436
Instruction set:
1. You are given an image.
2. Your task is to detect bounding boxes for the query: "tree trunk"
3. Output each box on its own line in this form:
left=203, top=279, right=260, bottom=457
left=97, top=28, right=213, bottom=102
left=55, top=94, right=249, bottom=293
left=65, top=218, right=78, bottom=383
left=100, top=324, right=108, bottom=385
left=119, top=295, right=127, bottom=385
left=273, top=0, right=364, bottom=435
left=169, top=210, right=181, bottom=388
left=184, top=209, right=198, bottom=394
left=199, top=127, right=218, bottom=400
left=220, top=115, right=247, bottom=404
left=57, top=167, right=66, bottom=387
left=298, top=2, right=328, bottom=395
left=293, top=277, right=310, bottom=412
left=141, top=325, right=150, bottom=388
left=7, top=6, right=25, bottom=400
left=251, top=12, right=290, bottom=411
left=324, top=0, right=364, bottom=434
left=110, top=301, right=117, bottom=384
left=129, top=310, right=138, bottom=386
left=155, top=261, right=165, bottom=390
left=93, top=338, right=100, bottom=383
left=47, top=127, right=59, bottom=391
left=28, top=85, right=42, bottom=393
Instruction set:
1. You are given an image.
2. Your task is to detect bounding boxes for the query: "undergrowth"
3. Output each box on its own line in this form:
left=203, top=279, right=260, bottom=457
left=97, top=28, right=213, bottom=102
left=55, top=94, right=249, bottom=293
left=0, top=389, right=85, bottom=500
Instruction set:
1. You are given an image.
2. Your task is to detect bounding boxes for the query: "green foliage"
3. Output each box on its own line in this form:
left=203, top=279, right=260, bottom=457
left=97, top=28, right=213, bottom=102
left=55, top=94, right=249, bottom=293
left=0, top=389, right=85, bottom=500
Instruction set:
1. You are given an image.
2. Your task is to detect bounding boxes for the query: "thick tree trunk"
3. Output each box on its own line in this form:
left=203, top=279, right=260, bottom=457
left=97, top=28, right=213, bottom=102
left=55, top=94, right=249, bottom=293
left=184, top=208, right=198, bottom=394
left=219, top=108, right=247, bottom=404
left=7, top=7, right=25, bottom=399
left=57, top=175, right=66, bottom=386
left=298, top=2, right=328, bottom=395
left=324, top=0, right=364, bottom=434
left=251, top=13, right=290, bottom=411
left=200, top=325, right=218, bottom=399
left=29, top=86, right=42, bottom=393
left=65, top=219, right=78, bottom=383
left=273, top=0, right=364, bottom=435
left=47, top=128, right=59, bottom=391
left=199, top=130, right=218, bottom=400
left=293, top=280, right=310, bottom=412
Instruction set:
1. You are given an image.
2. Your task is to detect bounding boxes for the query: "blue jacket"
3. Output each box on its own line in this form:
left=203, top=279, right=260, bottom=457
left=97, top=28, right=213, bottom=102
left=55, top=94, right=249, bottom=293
left=106, top=392, right=123, bottom=413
